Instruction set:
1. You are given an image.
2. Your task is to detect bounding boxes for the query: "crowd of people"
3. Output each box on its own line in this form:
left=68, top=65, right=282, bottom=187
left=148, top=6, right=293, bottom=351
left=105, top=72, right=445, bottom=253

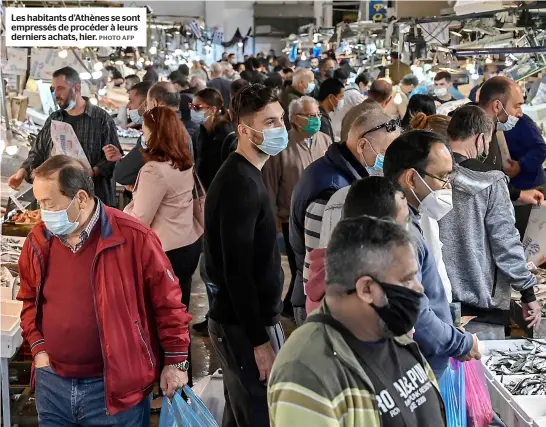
left=6, top=48, right=546, bottom=426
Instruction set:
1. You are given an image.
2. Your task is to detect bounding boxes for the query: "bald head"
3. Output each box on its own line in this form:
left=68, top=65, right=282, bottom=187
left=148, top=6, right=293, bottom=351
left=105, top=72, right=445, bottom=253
left=211, top=62, right=224, bottom=78
left=146, top=81, right=180, bottom=111
left=368, top=79, right=393, bottom=107
left=479, top=76, right=524, bottom=122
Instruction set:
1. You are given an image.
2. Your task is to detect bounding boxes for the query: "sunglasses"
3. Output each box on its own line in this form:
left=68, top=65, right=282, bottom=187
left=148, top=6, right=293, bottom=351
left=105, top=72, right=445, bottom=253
left=360, top=119, right=400, bottom=138
left=189, top=103, right=211, bottom=112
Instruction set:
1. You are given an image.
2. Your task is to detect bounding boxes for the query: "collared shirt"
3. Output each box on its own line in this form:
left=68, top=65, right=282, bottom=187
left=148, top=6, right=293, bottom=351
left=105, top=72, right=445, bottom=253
left=21, top=99, right=122, bottom=206
left=58, top=201, right=100, bottom=253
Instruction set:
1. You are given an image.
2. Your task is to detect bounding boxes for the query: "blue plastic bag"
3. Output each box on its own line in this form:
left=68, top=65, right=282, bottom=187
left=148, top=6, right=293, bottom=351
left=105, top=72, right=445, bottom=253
left=439, top=359, right=467, bottom=427
left=159, top=389, right=219, bottom=427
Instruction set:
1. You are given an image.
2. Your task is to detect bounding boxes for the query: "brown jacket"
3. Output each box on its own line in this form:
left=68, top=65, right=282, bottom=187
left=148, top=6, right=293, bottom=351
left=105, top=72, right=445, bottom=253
left=340, top=99, right=382, bottom=142
left=263, top=130, right=332, bottom=223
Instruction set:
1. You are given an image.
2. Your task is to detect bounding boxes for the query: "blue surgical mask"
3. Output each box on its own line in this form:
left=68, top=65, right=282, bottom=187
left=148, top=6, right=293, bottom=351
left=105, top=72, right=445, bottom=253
left=268, top=65, right=274, bottom=73
left=305, top=82, right=316, bottom=94
left=64, top=98, right=76, bottom=112
left=191, top=109, right=208, bottom=125
left=244, top=124, right=288, bottom=156
left=360, top=141, right=384, bottom=176
left=128, top=109, right=142, bottom=125
left=41, top=196, right=82, bottom=236
left=496, top=106, right=519, bottom=132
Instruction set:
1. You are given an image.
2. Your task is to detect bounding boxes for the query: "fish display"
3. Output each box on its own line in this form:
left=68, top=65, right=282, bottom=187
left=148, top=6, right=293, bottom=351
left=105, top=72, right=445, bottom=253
left=502, top=375, right=546, bottom=395
left=486, top=339, right=546, bottom=376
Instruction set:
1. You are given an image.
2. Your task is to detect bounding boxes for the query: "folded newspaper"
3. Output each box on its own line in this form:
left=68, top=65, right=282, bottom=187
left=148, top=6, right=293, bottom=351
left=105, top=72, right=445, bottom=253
left=50, top=120, right=92, bottom=170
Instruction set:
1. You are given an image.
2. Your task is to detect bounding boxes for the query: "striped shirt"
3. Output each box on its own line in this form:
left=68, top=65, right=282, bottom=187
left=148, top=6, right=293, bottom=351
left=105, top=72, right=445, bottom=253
left=303, top=199, right=328, bottom=290
left=57, top=200, right=100, bottom=253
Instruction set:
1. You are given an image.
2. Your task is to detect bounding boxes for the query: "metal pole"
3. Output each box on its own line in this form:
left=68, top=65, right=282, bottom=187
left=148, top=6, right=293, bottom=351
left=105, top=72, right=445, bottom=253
left=0, top=62, right=11, bottom=135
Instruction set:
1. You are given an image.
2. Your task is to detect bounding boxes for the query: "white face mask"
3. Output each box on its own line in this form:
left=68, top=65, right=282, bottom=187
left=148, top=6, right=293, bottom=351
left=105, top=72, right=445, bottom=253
left=496, top=105, right=519, bottom=132
left=411, top=172, right=453, bottom=221
left=434, top=87, right=448, bottom=97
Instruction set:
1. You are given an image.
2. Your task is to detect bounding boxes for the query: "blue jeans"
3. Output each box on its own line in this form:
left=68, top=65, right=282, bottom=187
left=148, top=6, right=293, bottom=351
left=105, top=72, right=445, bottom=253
left=35, top=366, right=150, bottom=426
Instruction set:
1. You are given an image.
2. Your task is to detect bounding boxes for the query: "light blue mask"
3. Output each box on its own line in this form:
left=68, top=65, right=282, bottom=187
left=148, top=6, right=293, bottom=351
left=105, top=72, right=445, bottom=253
left=128, top=109, right=142, bottom=125
left=244, top=124, right=289, bottom=156
left=361, top=141, right=384, bottom=176
left=305, top=82, right=316, bottom=94
left=268, top=65, right=275, bottom=73
left=64, top=98, right=76, bottom=112
left=191, top=109, right=208, bottom=125
left=41, top=197, right=82, bottom=236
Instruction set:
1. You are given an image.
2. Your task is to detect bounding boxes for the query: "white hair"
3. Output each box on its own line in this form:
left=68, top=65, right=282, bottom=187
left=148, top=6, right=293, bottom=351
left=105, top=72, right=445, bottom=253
left=211, top=62, right=224, bottom=77
left=292, top=68, right=313, bottom=84
left=288, top=96, right=319, bottom=123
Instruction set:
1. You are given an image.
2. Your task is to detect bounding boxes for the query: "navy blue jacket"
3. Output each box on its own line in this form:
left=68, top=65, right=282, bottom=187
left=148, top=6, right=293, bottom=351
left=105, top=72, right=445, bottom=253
left=505, top=114, right=546, bottom=190
left=289, top=143, right=366, bottom=307
left=409, top=209, right=473, bottom=378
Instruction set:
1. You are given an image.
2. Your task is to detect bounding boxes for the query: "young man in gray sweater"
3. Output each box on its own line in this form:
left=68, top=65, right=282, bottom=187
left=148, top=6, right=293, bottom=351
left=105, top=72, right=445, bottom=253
left=439, top=105, right=541, bottom=339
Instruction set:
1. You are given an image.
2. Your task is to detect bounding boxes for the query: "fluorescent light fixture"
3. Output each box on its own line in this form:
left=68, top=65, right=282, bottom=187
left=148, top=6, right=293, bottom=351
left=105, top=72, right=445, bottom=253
left=79, top=72, right=92, bottom=80
left=91, top=71, right=103, bottom=79
left=93, top=62, right=104, bottom=71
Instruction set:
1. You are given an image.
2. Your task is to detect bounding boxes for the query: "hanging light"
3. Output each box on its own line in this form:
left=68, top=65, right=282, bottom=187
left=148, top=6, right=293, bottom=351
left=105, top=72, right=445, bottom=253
left=149, top=46, right=157, bottom=55
left=93, top=62, right=104, bottom=71
left=174, top=49, right=182, bottom=56
left=129, top=60, right=135, bottom=66
left=138, top=57, right=145, bottom=63
left=79, top=72, right=92, bottom=80
left=91, top=70, right=103, bottom=79
left=144, top=60, right=151, bottom=66
left=237, top=41, right=243, bottom=47
left=58, top=49, right=68, bottom=59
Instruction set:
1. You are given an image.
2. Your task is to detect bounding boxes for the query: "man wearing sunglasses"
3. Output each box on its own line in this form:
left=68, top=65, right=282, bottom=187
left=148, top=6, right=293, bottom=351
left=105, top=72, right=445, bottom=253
left=384, top=130, right=481, bottom=379
left=290, top=109, right=399, bottom=326
left=440, top=105, right=540, bottom=340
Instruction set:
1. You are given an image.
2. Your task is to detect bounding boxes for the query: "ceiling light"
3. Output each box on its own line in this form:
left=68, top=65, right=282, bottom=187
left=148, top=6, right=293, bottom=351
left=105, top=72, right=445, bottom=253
left=149, top=46, right=157, bottom=55
left=79, top=72, right=92, bottom=80
left=91, top=71, right=103, bottom=79
left=93, top=62, right=104, bottom=71
left=58, top=49, right=68, bottom=59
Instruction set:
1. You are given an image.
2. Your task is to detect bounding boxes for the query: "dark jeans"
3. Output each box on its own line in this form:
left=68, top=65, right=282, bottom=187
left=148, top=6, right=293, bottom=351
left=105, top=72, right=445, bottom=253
left=199, top=253, right=218, bottom=310
left=281, top=222, right=297, bottom=314
left=208, top=319, right=284, bottom=427
left=166, top=238, right=202, bottom=387
left=35, top=366, right=150, bottom=426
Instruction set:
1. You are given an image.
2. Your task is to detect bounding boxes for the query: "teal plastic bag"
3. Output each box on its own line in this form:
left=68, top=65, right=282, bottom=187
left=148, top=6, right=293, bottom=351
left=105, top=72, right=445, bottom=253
left=159, top=390, right=219, bottom=427
left=439, top=359, right=467, bottom=427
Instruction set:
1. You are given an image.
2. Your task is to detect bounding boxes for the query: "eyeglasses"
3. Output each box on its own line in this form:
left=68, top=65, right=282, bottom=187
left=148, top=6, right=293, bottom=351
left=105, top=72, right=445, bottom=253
left=420, top=171, right=453, bottom=189
left=360, top=119, right=400, bottom=138
left=297, top=113, right=322, bottom=119
left=189, top=103, right=211, bottom=112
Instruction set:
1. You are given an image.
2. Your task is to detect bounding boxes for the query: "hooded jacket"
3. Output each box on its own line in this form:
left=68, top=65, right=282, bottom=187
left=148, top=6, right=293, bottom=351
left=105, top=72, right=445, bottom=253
left=17, top=203, right=191, bottom=414
left=289, top=143, right=366, bottom=307
left=438, top=165, right=536, bottom=318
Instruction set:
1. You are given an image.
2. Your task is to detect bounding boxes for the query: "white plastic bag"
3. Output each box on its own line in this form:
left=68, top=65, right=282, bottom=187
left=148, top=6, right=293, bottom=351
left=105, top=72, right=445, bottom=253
left=192, top=369, right=225, bottom=425
left=523, top=204, right=546, bottom=266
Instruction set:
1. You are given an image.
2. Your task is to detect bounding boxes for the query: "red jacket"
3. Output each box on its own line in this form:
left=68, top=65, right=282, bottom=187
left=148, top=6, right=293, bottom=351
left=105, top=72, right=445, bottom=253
left=305, top=248, right=327, bottom=315
left=17, top=203, right=192, bottom=415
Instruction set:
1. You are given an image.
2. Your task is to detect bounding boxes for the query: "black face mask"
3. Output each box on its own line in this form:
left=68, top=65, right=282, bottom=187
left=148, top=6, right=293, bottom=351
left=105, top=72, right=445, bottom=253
left=370, top=280, right=422, bottom=336
left=325, top=69, right=335, bottom=79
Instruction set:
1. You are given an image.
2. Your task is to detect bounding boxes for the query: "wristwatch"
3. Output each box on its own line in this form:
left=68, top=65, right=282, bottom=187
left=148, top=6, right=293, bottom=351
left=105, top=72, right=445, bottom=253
left=170, top=360, right=190, bottom=372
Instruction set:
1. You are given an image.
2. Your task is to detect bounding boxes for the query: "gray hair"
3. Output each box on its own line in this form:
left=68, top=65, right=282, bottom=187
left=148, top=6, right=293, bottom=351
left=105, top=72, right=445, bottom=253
left=350, top=108, right=392, bottom=137
left=288, top=96, right=319, bottom=123
left=292, top=68, right=313, bottom=85
left=447, top=105, right=494, bottom=141
left=326, top=215, right=414, bottom=293
left=210, top=62, right=224, bottom=77
left=32, top=155, right=95, bottom=197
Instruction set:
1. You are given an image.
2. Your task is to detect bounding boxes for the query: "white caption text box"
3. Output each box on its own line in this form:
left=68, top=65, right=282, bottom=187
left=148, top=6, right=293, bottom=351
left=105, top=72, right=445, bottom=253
left=6, top=7, right=147, bottom=48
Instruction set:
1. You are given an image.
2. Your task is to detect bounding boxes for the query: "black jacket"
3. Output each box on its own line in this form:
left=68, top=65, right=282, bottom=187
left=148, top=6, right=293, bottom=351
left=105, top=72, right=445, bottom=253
left=195, top=122, right=234, bottom=190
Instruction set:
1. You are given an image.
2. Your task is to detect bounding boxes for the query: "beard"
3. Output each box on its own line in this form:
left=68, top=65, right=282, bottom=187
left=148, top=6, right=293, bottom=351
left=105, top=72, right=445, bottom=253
left=57, top=88, right=75, bottom=110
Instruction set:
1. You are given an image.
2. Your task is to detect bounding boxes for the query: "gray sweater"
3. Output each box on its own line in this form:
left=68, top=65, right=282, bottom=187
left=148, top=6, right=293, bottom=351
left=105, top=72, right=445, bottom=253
left=438, top=166, right=535, bottom=313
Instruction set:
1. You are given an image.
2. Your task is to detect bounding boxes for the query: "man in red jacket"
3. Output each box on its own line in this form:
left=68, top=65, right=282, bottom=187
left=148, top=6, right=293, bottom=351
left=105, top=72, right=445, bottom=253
left=17, top=155, right=192, bottom=425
